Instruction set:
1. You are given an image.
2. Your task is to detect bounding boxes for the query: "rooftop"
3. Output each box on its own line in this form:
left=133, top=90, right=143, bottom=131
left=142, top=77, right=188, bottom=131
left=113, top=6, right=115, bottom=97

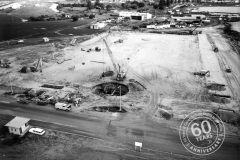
left=5, top=117, right=30, bottom=128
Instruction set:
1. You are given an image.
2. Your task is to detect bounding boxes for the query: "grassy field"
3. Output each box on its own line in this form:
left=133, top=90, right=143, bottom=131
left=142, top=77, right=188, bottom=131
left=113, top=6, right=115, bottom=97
left=0, top=14, right=23, bottom=23
left=0, top=17, right=94, bottom=41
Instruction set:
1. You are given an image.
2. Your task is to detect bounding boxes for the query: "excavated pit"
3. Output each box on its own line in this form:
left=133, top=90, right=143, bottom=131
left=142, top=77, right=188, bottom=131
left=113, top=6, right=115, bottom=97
left=93, top=82, right=129, bottom=96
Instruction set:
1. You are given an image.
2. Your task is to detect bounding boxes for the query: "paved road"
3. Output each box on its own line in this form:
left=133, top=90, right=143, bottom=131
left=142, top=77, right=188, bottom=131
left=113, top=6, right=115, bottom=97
left=0, top=101, right=239, bottom=160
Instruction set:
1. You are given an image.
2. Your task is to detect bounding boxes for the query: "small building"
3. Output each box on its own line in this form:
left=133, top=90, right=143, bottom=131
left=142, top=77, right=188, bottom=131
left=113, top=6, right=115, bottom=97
left=65, top=14, right=70, bottom=18
left=90, top=22, right=107, bottom=29
left=188, top=14, right=206, bottom=20
left=5, top=117, right=30, bottom=136
left=146, top=24, right=156, bottom=29
left=175, top=22, right=187, bottom=28
left=119, top=11, right=152, bottom=21
left=155, top=24, right=170, bottom=29
left=43, top=37, right=49, bottom=42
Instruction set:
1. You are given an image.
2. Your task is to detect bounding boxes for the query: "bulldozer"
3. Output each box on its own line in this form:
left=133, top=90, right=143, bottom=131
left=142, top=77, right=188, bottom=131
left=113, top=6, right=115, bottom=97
left=95, top=47, right=101, bottom=52
left=0, top=59, right=11, bottom=68
left=114, top=39, right=123, bottom=44
left=193, top=70, right=210, bottom=76
left=188, top=26, right=202, bottom=35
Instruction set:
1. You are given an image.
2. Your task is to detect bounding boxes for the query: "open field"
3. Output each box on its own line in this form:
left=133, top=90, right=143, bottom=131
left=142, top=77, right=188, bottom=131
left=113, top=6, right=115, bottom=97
left=198, top=7, right=240, bottom=13
left=0, top=17, right=95, bottom=41
left=1, top=27, right=239, bottom=119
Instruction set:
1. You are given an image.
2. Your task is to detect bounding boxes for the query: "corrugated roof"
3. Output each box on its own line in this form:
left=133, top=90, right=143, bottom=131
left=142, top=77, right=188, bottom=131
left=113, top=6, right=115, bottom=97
left=5, top=117, right=30, bottom=128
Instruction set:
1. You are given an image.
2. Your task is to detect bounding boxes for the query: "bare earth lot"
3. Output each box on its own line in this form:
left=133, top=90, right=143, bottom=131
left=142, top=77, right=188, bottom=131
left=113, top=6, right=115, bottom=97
left=1, top=27, right=240, bottom=115
left=0, top=26, right=240, bottom=159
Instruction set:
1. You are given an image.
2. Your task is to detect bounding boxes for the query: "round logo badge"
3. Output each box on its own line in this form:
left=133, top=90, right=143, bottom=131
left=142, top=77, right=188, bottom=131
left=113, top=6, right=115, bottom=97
left=179, top=110, right=225, bottom=155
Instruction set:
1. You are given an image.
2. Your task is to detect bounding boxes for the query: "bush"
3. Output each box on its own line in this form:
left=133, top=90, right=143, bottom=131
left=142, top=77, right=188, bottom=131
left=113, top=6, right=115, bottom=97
left=72, top=15, right=79, bottom=21
left=89, top=14, right=95, bottom=19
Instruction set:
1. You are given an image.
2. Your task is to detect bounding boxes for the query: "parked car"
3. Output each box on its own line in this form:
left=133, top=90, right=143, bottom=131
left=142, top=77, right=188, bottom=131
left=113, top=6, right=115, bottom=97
left=29, top=127, right=45, bottom=135
left=55, top=102, right=71, bottom=111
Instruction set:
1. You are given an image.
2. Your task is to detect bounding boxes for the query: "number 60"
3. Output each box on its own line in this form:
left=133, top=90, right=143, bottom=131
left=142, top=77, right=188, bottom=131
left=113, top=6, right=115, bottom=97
left=191, top=120, right=211, bottom=137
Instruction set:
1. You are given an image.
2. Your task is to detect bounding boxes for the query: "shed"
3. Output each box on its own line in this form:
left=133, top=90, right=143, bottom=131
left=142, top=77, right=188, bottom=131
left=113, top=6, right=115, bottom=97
left=90, top=22, right=107, bottom=29
left=43, top=37, right=49, bottom=42
left=5, top=117, right=30, bottom=136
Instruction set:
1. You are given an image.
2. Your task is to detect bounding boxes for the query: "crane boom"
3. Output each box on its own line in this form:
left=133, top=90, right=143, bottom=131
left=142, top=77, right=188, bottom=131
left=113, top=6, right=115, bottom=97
left=103, top=39, right=119, bottom=74
left=191, top=26, right=198, bottom=32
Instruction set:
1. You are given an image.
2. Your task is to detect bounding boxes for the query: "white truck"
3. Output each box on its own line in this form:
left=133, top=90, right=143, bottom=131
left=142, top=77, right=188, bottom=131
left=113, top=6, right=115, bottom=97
left=55, top=103, right=71, bottom=111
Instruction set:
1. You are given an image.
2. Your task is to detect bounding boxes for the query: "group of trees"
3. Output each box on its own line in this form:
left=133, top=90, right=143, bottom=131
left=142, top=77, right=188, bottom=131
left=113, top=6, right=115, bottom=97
left=28, top=15, right=57, bottom=21
left=153, top=0, right=203, bottom=10
left=71, top=14, right=95, bottom=22
left=121, top=1, right=145, bottom=10
left=57, top=0, right=205, bottom=13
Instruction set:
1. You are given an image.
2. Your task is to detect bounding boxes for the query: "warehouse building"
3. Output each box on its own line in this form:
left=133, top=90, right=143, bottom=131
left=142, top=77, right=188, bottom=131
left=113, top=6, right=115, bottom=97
left=119, top=11, right=152, bottom=21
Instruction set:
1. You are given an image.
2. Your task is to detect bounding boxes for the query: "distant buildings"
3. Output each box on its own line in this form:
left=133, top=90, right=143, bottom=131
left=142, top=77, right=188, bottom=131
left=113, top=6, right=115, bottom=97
left=99, top=0, right=143, bottom=3
left=64, top=0, right=145, bottom=3
left=201, top=0, right=239, bottom=3
left=119, top=11, right=152, bottom=21
left=171, top=14, right=206, bottom=21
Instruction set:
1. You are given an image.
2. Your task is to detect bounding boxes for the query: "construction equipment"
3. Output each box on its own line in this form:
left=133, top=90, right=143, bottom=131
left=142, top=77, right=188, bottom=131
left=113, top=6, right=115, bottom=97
left=0, top=59, right=11, bottom=68
left=19, top=58, right=43, bottom=73
left=114, top=39, right=123, bottom=44
left=30, top=58, right=43, bottom=72
left=193, top=70, right=210, bottom=76
left=95, top=47, right=101, bottom=52
left=103, top=38, right=126, bottom=81
left=189, top=26, right=202, bottom=35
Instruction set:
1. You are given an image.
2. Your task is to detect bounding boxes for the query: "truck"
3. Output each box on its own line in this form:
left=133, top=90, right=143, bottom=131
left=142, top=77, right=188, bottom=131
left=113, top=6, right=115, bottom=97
left=55, top=102, right=71, bottom=111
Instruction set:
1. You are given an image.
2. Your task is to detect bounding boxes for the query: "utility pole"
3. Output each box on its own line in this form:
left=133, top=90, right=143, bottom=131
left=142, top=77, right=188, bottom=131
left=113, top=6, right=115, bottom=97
left=118, top=86, right=122, bottom=112
left=9, top=74, right=13, bottom=94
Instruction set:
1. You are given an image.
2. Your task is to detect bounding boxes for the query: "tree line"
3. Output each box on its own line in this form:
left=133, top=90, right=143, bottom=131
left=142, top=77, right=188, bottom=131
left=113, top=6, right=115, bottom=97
left=57, top=0, right=204, bottom=11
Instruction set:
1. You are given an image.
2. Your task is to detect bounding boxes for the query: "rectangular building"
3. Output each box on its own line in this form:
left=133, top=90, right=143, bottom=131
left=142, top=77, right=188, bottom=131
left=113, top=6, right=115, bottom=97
left=5, top=117, right=30, bottom=136
left=90, top=22, right=107, bottom=29
left=119, top=11, right=152, bottom=21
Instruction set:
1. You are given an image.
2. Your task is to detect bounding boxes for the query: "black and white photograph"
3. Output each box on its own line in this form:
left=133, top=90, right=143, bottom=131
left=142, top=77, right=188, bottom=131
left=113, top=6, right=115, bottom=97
left=0, top=0, right=239, bottom=159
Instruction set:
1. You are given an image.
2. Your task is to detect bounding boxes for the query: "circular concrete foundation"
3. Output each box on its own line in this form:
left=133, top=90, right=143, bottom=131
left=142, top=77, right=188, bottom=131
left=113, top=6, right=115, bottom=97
left=93, top=82, right=129, bottom=96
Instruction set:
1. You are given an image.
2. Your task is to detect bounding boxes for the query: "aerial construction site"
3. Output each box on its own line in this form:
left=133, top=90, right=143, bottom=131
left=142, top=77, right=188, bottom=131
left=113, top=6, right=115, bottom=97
left=0, top=25, right=240, bottom=159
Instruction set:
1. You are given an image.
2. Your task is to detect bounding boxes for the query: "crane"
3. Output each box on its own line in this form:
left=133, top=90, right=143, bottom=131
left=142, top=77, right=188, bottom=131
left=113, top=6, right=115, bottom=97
left=189, top=26, right=202, bottom=35
left=30, top=58, right=43, bottom=72
left=102, top=38, right=126, bottom=81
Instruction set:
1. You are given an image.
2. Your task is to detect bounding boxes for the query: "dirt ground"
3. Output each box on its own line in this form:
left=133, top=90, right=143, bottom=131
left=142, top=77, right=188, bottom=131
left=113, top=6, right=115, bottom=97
left=0, top=27, right=240, bottom=134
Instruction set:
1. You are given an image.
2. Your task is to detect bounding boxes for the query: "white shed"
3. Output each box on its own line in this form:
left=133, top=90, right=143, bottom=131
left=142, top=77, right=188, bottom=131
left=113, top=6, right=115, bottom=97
left=155, top=24, right=170, bottom=29
left=43, top=37, right=49, bottom=42
left=90, top=22, right=107, bottom=29
left=5, top=117, right=30, bottom=136
left=146, top=24, right=156, bottom=29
